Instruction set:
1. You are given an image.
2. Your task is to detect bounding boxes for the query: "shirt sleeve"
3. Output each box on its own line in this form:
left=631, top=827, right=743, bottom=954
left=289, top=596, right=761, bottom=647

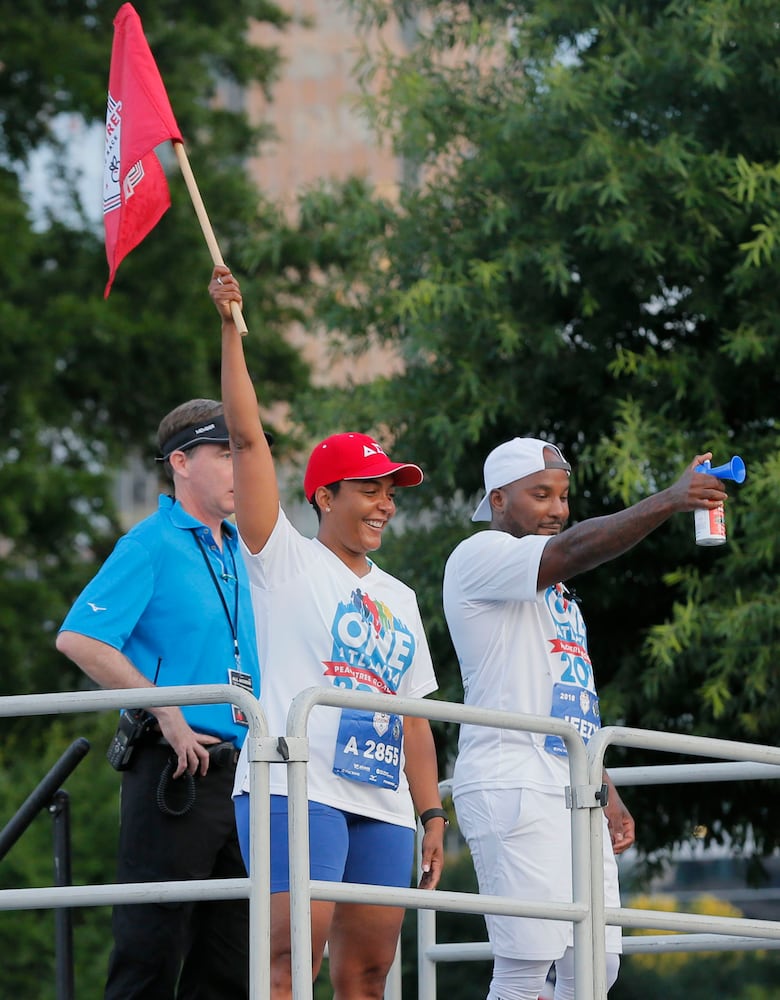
left=58, top=536, right=154, bottom=650
left=448, top=530, right=551, bottom=603
left=238, top=506, right=311, bottom=590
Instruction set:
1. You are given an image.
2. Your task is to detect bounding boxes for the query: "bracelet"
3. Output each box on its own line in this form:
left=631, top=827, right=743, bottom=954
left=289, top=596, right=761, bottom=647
left=419, top=807, right=449, bottom=828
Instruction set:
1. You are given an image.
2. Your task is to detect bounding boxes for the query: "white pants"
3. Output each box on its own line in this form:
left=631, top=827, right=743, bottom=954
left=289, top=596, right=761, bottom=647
left=487, top=949, right=620, bottom=1000
left=454, top=785, right=622, bottom=959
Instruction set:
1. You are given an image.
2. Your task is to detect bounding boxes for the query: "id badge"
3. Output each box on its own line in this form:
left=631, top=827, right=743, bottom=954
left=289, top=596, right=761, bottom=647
left=332, top=708, right=403, bottom=789
left=544, top=681, right=601, bottom=757
left=228, top=668, right=253, bottom=727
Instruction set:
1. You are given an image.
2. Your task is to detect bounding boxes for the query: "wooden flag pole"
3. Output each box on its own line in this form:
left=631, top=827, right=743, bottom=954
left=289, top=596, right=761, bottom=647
left=172, top=140, right=248, bottom=335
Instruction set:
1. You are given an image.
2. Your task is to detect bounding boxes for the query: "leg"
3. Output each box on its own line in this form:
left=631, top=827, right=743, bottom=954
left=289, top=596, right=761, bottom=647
left=487, top=955, right=555, bottom=1000
left=328, top=903, right=406, bottom=1000
left=454, top=788, right=572, bottom=964
left=267, top=893, right=336, bottom=1000
left=262, top=797, right=349, bottom=999
left=106, top=901, right=189, bottom=1000
left=552, top=947, right=620, bottom=999
left=327, top=811, right=415, bottom=999
left=105, top=746, right=194, bottom=1000
left=176, top=760, right=250, bottom=999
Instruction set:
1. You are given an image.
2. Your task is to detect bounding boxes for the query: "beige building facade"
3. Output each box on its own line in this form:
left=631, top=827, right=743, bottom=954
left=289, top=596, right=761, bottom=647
left=248, top=1, right=407, bottom=202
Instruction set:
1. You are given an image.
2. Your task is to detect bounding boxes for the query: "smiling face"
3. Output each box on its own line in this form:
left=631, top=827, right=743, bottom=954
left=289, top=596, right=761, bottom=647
left=490, top=460, right=570, bottom=539
left=316, top=475, right=397, bottom=574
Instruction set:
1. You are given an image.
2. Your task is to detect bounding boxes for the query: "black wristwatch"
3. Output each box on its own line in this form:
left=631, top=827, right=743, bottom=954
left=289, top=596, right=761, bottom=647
left=419, top=807, right=449, bottom=828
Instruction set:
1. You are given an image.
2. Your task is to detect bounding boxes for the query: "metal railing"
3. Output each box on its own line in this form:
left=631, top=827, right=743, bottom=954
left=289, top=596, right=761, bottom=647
left=587, top=726, right=780, bottom=991
left=281, top=687, right=599, bottom=1000
left=0, top=685, right=275, bottom=1000
left=4, top=686, right=780, bottom=999
left=0, top=737, right=92, bottom=1000
left=417, top=760, right=780, bottom=995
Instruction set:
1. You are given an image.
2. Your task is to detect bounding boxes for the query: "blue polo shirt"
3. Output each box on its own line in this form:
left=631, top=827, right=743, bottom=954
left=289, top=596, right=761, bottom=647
left=59, top=495, right=260, bottom=746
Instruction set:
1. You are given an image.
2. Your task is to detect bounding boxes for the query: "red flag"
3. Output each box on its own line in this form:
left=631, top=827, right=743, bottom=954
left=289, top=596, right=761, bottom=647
left=103, top=3, right=182, bottom=297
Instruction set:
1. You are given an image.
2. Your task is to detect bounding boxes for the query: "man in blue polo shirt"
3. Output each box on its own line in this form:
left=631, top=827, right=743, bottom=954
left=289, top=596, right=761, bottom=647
left=56, top=398, right=261, bottom=1000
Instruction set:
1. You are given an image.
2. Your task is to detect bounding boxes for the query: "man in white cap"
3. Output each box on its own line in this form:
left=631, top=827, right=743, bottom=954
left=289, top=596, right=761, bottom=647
left=443, top=437, right=728, bottom=1000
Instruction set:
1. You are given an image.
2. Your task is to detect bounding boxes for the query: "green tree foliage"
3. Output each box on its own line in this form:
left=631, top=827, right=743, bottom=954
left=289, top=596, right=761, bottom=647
left=0, top=1, right=309, bottom=702
left=253, top=0, right=780, bottom=862
left=0, top=716, right=118, bottom=998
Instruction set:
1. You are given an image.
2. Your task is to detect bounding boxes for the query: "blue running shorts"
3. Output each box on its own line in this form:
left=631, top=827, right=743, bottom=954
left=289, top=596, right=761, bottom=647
left=234, top=792, right=415, bottom=894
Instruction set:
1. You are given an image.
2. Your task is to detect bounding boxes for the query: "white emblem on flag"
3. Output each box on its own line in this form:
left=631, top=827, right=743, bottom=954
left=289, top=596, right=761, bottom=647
left=123, top=160, right=146, bottom=200
left=103, top=93, right=122, bottom=216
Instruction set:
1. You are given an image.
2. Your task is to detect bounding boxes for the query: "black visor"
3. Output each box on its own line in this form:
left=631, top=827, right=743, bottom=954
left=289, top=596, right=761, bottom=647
left=159, top=415, right=230, bottom=460
left=158, top=413, right=273, bottom=460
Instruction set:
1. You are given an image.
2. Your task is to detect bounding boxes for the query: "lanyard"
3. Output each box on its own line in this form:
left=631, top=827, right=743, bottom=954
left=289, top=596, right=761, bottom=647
left=195, top=531, right=241, bottom=667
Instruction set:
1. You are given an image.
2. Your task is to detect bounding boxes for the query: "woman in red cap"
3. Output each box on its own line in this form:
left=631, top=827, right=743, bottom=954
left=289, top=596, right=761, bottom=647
left=209, top=266, right=445, bottom=999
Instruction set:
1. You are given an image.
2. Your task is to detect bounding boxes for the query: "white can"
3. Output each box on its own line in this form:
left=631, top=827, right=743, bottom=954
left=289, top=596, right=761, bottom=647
left=694, top=504, right=727, bottom=546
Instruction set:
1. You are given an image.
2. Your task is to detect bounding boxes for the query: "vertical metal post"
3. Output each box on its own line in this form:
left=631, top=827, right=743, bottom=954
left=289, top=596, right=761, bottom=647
left=416, top=817, right=437, bottom=1000
left=50, top=789, right=74, bottom=1000
left=384, top=938, right=402, bottom=1000
left=589, top=803, right=608, bottom=998
left=247, top=733, right=273, bottom=1000
left=287, top=751, right=314, bottom=1000
left=566, top=748, right=596, bottom=1000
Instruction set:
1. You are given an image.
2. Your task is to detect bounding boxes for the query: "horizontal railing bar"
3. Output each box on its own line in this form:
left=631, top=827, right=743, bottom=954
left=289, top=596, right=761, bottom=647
left=610, top=905, right=780, bottom=939
left=590, top=726, right=780, bottom=769
left=0, top=878, right=250, bottom=912
left=0, top=685, right=260, bottom=719
left=611, top=761, right=780, bottom=786
left=623, top=933, right=780, bottom=954
left=423, top=933, right=780, bottom=962
left=309, top=881, right=588, bottom=922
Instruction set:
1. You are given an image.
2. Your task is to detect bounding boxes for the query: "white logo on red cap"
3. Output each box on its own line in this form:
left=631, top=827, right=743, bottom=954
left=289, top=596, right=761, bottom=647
left=363, top=443, right=386, bottom=457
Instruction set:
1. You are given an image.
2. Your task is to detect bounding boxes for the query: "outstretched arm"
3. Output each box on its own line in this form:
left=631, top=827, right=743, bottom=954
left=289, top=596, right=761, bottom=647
left=537, top=453, right=728, bottom=589
left=209, top=266, right=279, bottom=554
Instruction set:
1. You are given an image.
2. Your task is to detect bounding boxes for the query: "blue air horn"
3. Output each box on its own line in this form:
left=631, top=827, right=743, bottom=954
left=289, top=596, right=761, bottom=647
left=694, top=455, right=746, bottom=546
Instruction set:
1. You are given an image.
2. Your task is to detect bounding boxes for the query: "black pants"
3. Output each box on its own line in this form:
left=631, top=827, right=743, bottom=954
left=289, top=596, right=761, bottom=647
left=104, top=743, right=249, bottom=1000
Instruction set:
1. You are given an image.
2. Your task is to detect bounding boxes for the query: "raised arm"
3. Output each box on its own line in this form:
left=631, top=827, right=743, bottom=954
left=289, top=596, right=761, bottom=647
left=537, top=452, right=728, bottom=589
left=209, top=266, right=279, bottom=553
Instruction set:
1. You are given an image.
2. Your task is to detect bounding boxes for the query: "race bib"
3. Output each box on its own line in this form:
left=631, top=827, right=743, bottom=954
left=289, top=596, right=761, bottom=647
left=544, top=682, right=601, bottom=757
left=332, top=709, right=403, bottom=789
left=228, top=667, right=253, bottom=727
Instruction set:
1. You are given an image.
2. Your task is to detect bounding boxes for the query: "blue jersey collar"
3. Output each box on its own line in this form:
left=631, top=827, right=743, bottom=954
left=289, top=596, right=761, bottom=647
left=157, top=493, right=238, bottom=540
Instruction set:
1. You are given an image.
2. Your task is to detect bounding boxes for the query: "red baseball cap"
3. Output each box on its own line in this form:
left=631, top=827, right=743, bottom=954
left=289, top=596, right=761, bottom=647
left=303, top=432, right=424, bottom=502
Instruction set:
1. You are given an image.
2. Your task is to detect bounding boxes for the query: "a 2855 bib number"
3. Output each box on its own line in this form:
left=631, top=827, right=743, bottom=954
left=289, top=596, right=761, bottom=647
left=333, top=709, right=403, bottom=789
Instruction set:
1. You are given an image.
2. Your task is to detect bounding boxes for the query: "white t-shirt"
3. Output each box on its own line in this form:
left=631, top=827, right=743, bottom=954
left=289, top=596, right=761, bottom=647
left=444, top=529, right=601, bottom=797
left=233, top=508, right=438, bottom=829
